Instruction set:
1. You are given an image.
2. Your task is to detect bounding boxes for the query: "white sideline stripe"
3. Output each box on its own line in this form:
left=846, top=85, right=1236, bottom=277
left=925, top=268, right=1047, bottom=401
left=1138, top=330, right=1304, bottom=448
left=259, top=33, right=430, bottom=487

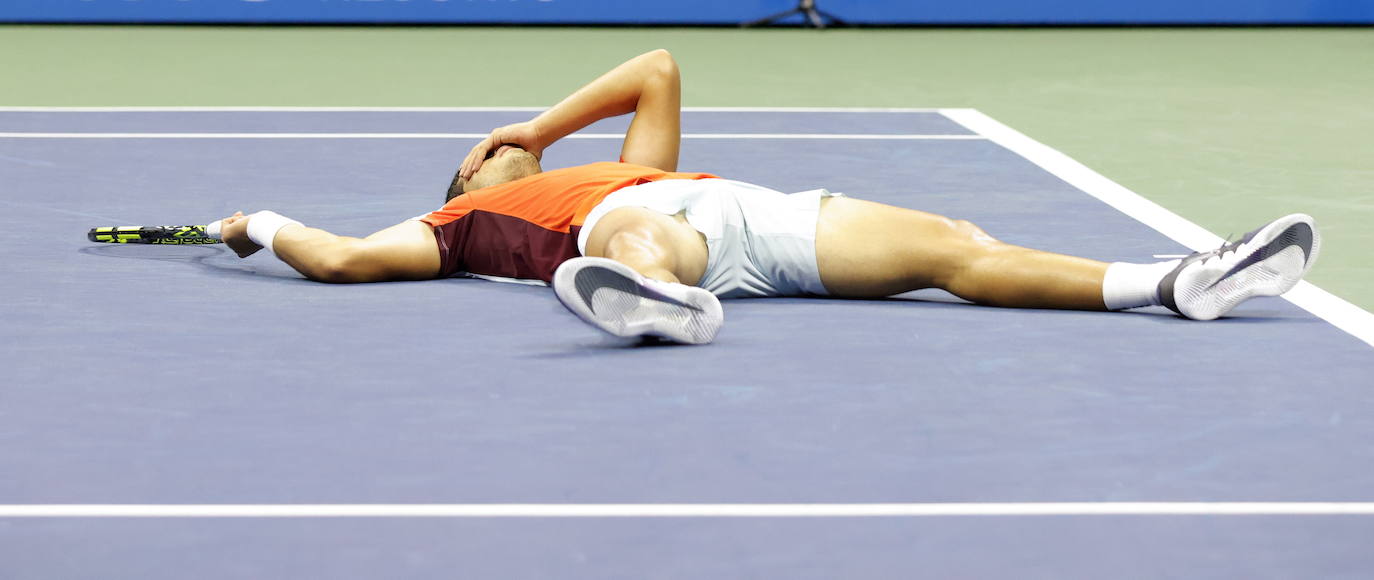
left=0, top=106, right=943, bottom=113
left=2, top=503, right=1374, bottom=518
left=939, top=108, right=1374, bottom=350
left=0, top=132, right=982, bottom=141
left=462, top=272, right=548, bottom=287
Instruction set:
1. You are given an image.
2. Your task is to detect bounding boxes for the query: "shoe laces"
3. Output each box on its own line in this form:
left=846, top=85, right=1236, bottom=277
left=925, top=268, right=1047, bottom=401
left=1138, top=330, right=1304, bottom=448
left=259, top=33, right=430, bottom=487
left=1197, top=233, right=1251, bottom=266
left=1154, top=233, right=1244, bottom=264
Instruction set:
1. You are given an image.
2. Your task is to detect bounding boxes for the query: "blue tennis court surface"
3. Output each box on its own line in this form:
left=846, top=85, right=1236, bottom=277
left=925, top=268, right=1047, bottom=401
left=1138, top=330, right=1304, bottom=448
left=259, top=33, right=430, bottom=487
left=2, top=109, right=1372, bottom=578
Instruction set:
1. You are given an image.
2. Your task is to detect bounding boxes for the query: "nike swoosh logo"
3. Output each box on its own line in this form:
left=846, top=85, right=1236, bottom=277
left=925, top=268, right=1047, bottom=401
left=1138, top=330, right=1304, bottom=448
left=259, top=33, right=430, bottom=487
left=1207, top=222, right=1313, bottom=290
left=574, top=266, right=702, bottom=314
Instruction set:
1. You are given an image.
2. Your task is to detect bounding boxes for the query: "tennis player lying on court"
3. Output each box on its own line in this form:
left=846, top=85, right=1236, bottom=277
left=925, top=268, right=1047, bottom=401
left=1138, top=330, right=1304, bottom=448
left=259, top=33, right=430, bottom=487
left=217, top=49, right=1319, bottom=345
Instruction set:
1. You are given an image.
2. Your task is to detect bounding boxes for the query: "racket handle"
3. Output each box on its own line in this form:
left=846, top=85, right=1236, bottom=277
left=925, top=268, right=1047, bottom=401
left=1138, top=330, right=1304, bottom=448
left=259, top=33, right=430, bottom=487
left=205, top=220, right=223, bottom=240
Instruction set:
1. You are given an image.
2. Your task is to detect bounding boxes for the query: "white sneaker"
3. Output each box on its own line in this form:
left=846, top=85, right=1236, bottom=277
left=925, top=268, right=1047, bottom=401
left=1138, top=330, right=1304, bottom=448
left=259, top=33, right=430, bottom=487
left=1158, top=213, right=1320, bottom=321
left=553, top=257, right=724, bottom=344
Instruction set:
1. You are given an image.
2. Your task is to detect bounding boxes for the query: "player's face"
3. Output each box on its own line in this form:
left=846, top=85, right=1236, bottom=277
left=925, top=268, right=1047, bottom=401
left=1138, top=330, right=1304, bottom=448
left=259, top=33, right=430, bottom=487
left=466, top=145, right=542, bottom=191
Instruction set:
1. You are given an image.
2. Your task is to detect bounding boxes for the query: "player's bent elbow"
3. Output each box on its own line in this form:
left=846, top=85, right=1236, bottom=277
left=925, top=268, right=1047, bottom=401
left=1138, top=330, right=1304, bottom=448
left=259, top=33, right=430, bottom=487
left=645, top=48, right=674, bottom=63
left=644, top=49, right=679, bottom=80
left=307, top=251, right=380, bottom=284
left=305, top=257, right=357, bottom=284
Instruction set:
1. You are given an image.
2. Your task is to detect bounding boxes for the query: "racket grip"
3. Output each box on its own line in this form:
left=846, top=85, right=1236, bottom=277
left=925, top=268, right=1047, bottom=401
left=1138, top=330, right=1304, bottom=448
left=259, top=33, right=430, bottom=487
left=205, top=220, right=224, bottom=240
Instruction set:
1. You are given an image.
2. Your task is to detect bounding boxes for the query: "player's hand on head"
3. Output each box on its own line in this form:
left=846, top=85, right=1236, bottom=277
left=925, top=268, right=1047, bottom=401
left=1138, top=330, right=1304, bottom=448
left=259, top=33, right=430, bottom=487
left=220, top=211, right=262, bottom=258
left=459, top=121, right=545, bottom=180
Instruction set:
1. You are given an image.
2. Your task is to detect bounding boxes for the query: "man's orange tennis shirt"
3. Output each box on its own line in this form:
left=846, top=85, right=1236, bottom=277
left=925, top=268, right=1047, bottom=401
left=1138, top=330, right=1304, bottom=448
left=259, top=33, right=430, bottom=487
left=420, top=161, right=718, bottom=282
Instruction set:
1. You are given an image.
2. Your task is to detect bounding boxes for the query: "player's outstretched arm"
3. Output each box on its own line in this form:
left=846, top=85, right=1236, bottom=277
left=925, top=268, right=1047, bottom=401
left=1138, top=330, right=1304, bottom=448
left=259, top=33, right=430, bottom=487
left=459, top=49, right=682, bottom=179
left=219, top=211, right=440, bottom=283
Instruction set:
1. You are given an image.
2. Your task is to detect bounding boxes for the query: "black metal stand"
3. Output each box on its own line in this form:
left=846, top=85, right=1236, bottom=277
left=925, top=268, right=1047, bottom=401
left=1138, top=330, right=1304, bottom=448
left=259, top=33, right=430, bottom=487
left=742, top=0, right=846, bottom=29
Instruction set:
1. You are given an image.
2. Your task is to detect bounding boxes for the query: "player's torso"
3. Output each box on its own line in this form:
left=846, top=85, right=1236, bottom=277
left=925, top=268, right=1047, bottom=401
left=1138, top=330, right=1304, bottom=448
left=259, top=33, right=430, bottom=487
left=425, top=162, right=717, bottom=282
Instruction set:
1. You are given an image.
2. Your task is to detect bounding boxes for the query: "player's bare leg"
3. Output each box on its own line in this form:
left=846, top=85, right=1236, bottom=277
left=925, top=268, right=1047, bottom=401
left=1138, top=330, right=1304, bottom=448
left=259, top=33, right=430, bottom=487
left=814, top=197, right=1320, bottom=319
left=816, top=197, right=1109, bottom=309
left=220, top=212, right=441, bottom=283
left=582, top=206, right=708, bottom=285
left=554, top=207, right=721, bottom=344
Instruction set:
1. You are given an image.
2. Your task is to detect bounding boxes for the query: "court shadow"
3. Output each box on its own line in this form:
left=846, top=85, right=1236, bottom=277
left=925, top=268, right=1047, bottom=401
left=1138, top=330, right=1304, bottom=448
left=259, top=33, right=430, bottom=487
left=78, top=244, right=307, bottom=282
left=1144, top=308, right=1320, bottom=325
left=526, top=335, right=700, bottom=358
left=80, top=242, right=224, bottom=262
left=810, top=290, right=1313, bottom=324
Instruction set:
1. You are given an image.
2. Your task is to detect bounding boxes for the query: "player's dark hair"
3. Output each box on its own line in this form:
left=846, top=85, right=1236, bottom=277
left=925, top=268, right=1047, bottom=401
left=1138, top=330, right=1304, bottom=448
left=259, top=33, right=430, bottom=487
left=446, top=171, right=465, bottom=202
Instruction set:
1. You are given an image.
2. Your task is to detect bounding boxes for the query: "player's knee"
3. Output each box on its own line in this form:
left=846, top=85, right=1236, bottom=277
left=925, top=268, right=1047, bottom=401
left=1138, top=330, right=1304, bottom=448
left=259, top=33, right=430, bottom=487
left=935, top=221, right=1008, bottom=288
left=952, top=219, right=997, bottom=244
left=602, top=223, right=660, bottom=262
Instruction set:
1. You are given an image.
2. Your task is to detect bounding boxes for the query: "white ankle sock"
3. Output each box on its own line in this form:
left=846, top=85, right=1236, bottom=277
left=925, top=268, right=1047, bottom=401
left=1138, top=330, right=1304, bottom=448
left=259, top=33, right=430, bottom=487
left=1102, top=260, right=1181, bottom=310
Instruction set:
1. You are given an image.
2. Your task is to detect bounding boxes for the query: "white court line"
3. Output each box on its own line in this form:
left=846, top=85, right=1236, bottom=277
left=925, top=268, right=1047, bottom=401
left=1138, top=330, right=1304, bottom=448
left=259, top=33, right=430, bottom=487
left=2, top=502, right=1374, bottom=518
left=940, top=108, right=1374, bottom=350
left=0, top=132, right=981, bottom=140
left=0, top=106, right=943, bottom=113
left=0, top=106, right=551, bottom=113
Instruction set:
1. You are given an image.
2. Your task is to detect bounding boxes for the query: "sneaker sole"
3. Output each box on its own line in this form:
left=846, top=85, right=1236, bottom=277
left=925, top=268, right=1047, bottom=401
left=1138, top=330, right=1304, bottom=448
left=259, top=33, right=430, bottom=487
left=553, top=257, right=723, bottom=345
left=1173, top=213, right=1320, bottom=321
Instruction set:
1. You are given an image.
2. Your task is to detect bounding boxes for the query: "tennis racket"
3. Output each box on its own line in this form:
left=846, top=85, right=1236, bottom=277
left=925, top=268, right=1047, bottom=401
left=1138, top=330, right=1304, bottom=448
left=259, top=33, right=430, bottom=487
left=87, top=225, right=222, bottom=245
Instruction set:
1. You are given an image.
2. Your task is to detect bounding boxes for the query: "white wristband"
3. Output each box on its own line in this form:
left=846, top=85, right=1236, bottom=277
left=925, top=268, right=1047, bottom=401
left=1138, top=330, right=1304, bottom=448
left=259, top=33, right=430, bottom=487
left=245, top=210, right=303, bottom=255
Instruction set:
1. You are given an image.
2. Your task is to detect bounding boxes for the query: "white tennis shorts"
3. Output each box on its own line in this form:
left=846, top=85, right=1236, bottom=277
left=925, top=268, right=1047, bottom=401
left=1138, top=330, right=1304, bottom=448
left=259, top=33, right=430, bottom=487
left=577, top=178, right=843, bottom=298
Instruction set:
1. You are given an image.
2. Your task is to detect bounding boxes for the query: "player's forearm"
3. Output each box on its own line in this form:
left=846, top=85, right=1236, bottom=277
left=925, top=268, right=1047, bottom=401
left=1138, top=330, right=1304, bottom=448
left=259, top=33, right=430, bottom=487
left=531, top=49, right=679, bottom=147
left=270, top=225, right=345, bottom=280
left=221, top=211, right=379, bottom=283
